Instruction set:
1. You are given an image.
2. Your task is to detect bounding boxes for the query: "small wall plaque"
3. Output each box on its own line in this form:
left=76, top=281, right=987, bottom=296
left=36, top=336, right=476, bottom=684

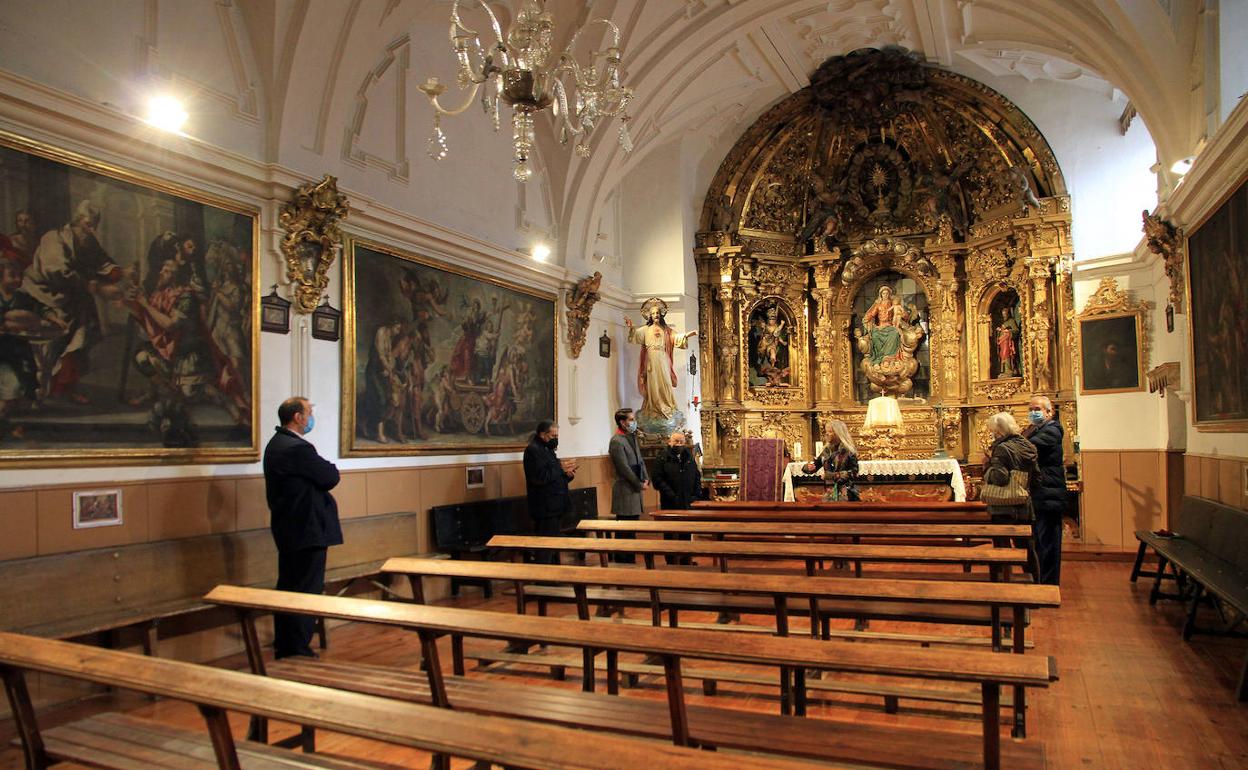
left=599, top=330, right=612, bottom=358
left=260, top=285, right=292, bottom=334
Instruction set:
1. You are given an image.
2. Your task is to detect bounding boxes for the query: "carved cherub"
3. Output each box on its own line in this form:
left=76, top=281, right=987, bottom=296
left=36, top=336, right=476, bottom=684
left=797, top=174, right=851, bottom=245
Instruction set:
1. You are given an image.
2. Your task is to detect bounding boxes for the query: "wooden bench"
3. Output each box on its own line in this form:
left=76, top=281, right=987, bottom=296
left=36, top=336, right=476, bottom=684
left=693, top=500, right=990, bottom=512
left=0, top=510, right=429, bottom=658
left=0, top=632, right=820, bottom=770
left=488, top=534, right=1028, bottom=582
left=658, top=508, right=992, bottom=524
left=206, top=585, right=1055, bottom=770
left=1130, top=495, right=1248, bottom=701
left=386, top=557, right=1057, bottom=732
left=579, top=519, right=1032, bottom=540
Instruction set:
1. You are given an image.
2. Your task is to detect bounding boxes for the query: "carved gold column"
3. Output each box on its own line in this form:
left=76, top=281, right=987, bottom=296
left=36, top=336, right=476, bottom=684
left=717, top=282, right=740, bottom=405
left=930, top=252, right=963, bottom=403
left=1054, top=254, right=1078, bottom=394
left=1025, top=255, right=1054, bottom=393
left=811, top=261, right=838, bottom=408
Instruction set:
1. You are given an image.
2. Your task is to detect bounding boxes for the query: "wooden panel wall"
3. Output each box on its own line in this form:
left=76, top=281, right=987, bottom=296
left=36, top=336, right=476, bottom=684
left=1081, top=449, right=1246, bottom=551
left=0, top=456, right=613, bottom=562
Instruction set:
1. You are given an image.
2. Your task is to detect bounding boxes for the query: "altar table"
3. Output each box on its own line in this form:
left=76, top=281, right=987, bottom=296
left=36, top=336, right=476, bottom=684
left=782, top=458, right=966, bottom=502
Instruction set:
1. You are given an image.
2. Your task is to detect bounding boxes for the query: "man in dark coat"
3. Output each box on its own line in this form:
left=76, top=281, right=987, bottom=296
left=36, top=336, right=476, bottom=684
left=263, top=396, right=342, bottom=658
left=1023, top=395, right=1066, bottom=585
left=652, top=430, right=702, bottom=565
left=523, top=420, right=575, bottom=565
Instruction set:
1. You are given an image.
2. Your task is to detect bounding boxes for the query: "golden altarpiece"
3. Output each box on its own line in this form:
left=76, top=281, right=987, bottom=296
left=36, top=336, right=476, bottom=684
left=695, top=48, right=1079, bottom=478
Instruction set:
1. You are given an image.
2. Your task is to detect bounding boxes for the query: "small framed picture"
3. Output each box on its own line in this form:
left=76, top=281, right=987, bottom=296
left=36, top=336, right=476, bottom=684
left=73, top=489, right=123, bottom=529
left=466, top=465, right=486, bottom=489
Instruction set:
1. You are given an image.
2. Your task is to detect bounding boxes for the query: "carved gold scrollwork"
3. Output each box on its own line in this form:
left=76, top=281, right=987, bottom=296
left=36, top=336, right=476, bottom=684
left=1142, top=209, right=1185, bottom=313
left=1077, top=277, right=1153, bottom=383
left=564, top=272, right=602, bottom=359
left=280, top=175, right=349, bottom=313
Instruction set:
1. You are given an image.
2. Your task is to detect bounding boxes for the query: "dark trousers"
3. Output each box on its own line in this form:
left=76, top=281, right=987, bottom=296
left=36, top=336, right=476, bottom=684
left=274, top=547, right=327, bottom=658
left=531, top=514, right=561, bottom=565
left=612, top=514, right=639, bottom=564
left=1034, top=511, right=1063, bottom=585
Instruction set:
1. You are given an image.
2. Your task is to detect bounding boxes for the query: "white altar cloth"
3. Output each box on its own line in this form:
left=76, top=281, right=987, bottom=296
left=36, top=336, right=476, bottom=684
left=781, top=457, right=966, bottom=502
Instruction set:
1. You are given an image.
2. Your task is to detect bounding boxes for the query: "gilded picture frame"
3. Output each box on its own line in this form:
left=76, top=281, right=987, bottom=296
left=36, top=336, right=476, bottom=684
left=0, top=131, right=260, bottom=466
left=341, top=237, right=557, bottom=456
left=1076, top=278, right=1149, bottom=396
left=1184, top=172, right=1248, bottom=432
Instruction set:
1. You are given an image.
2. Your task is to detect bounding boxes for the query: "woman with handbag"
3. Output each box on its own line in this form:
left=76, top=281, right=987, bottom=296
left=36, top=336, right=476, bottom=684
left=981, top=412, right=1039, bottom=580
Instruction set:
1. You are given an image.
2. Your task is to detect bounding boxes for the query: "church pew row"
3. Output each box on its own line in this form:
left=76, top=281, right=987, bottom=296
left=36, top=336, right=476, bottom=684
left=204, top=585, right=1053, bottom=770
left=385, top=557, right=1057, bottom=732
left=0, top=632, right=827, bottom=770
left=691, top=500, right=990, bottom=511
left=658, top=508, right=992, bottom=524
left=578, top=519, right=1032, bottom=540
left=487, top=534, right=1028, bottom=582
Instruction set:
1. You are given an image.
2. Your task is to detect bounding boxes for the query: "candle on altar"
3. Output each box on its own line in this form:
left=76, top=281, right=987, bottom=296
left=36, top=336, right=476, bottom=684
left=815, top=441, right=824, bottom=457
left=794, top=441, right=802, bottom=460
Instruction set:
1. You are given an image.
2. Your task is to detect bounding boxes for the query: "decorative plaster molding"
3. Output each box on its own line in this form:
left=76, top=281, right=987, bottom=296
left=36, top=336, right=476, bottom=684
left=341, top=35, right=410, bottom=182
left=955, top=48, right=1123, bottom=100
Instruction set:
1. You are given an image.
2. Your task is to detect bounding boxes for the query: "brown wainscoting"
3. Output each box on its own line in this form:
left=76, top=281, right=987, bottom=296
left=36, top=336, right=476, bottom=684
left=1079, top=450, right=1186, bottom=551
left=1182, top=452, right=1248, bottom=511
left=0, top=456, right=612, bottom=561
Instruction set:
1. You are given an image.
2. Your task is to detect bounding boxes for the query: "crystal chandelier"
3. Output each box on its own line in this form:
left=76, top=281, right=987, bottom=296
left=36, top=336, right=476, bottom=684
left=418, top=0, right=634, bottom=181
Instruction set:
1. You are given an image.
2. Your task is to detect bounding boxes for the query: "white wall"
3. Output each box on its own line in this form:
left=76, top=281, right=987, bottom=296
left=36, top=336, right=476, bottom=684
left=1219, top=0, right=1248, bottom=126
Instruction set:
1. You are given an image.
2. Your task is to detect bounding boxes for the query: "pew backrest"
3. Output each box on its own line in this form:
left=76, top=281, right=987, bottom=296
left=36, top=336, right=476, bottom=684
left=577, top=520, right=1032, bottom=538
left=1174, top=496, right=1248, bottom=569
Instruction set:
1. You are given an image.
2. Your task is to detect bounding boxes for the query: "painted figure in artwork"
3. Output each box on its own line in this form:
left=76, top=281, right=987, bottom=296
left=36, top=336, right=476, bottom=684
left=624, top=298, right=696, bottom=424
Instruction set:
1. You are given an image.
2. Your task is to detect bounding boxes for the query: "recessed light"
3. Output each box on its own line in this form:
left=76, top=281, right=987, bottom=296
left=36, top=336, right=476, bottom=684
left=531, top=243, right=551, bottom=262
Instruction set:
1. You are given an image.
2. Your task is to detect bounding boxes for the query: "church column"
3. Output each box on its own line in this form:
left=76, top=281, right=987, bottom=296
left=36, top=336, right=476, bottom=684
left=717, top=281, right=740, bottom=405
left=1054, top=254, right=1077, bottom=396
left=1025, top=255, right=1055, bottom=393
left=811, top=262, right=838, bottom=409
left=930, top=252, right=963, bottom=403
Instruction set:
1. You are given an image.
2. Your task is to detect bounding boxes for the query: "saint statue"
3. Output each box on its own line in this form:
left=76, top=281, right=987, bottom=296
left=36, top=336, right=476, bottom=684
left=995, top=308, right=1020, bottom=378
left=860, top=285, right=904, bottom=365
left=625, top=298, right=697, bottom=430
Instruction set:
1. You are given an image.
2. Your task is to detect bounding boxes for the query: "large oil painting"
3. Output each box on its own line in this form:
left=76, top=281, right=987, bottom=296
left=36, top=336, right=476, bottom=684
left=0, top=133, right=257, bottom=465
left=342, top=239, right=556, bottom=455
left=1186, top=175, right=1248, bottom=431
left=1078, top=314, right=1142, bottom=393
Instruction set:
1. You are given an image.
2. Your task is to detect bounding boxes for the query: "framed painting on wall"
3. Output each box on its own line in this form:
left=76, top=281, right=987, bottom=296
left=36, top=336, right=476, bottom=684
left=1185, top=174, right=1248, bottom=431
left=72, top=489, right=122, bottom=529
left=1076, top=277, right=1149, bottom=395
left=0, top=132, right=259, bottom=465
left=341, top=238, right=557, bottom=455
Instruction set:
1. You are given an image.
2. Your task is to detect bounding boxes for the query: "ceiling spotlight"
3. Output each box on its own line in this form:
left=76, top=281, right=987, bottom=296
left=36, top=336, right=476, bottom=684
left=1170, top=156, right=1195, bottom=176
left=145, top=95, right=188, bottom=133
left=531, top=243, right=551, bottom=262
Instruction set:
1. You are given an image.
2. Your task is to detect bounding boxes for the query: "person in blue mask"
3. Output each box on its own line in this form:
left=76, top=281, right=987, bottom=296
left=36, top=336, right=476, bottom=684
left=1022, top=394, right=1065, bottom=585
left=608, top=407, right=649, bottom=563
left=263, top=397, right=342, bottom=658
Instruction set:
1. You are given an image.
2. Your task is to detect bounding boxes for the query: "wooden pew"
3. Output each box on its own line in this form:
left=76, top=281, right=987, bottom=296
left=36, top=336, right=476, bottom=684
left=579, top=519, right=1032, bottom=540
left=488, top=534, right=1028, bottom=581
left=658, top=508, right=992, bottom=524
left=693, top=500, right=989, bottom=511
left=206, top=585, right=1054, bottom=770
left=0, top=632, right=823, bottom=770
left=386, top=557, right=1057, bottom=731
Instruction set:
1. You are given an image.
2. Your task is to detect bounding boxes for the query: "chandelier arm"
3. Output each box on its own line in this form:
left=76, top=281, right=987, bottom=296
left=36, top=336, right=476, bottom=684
left=550, top=78, right=584, bottom=139
left=425, top=82, right=486, bottom=117
left=451, top=0, right=504, bottom=43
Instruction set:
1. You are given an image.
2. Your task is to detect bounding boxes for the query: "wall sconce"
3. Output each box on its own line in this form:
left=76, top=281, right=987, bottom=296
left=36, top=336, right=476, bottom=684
left=598, top=330, right=612, bottom=358
left=311, top=297, right=342, bottom=342
left=688, top=353, right=697, bottom=376
left=260, top=285, right=291, bottom=334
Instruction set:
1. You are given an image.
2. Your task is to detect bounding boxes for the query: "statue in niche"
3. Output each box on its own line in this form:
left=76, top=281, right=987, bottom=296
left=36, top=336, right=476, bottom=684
left=625, top=298, right=696, bottom=433
left=995, top=307, right=1021, bottom=378
left=988, top=291, right=1022, bottom=379
left=855, top=284, right=925, bottom=396
left=747, top=301, right=791, bottom=387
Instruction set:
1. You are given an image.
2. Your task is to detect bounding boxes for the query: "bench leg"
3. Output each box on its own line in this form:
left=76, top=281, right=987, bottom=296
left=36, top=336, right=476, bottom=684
left=452, top=634, right=465, bottom=676
left=1238, top=648, right=1248, bottom=703
left=315, top=617, right=328, bottom=650
left=981, top=683, right=1001, bottom=770
left=1149, top=556, right=1170, bottom=605
left=1182, top=583, right=1205, bottom=641
left=1129, top=540, right=1148, bottom=582
left=1012, top=606, right=1026, bottom=739
left=1, top=667, right=51, bottom=770
left=884, top=695, right=899, bottom=714
left=300, top=726, right=315, bottom=753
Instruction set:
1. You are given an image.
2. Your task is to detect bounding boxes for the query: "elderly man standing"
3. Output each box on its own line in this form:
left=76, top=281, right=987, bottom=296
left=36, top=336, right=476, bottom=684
left=1023, top=394, right=1066, bottom=585
left=523, top=420, right=576, bottom=565
left=264, top=397, right=342, bottom=658
left=608, top=407, right=648, bottom=564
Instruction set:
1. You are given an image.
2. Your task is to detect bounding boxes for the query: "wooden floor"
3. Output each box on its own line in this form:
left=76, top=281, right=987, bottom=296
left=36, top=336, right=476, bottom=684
left=2, top=559, right=1245, bottom=769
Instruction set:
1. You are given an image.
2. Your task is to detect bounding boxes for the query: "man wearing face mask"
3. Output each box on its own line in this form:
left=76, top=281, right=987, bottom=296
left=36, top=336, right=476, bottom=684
left=523, top=419, right=576, bottom=565
left=608, top=407, right=649, bottom=564
left=1022, top=395, right=1065, bottom=585
left=263, top=396, right=343, bottom=658
left=653, top=431, right=702, bottom=564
